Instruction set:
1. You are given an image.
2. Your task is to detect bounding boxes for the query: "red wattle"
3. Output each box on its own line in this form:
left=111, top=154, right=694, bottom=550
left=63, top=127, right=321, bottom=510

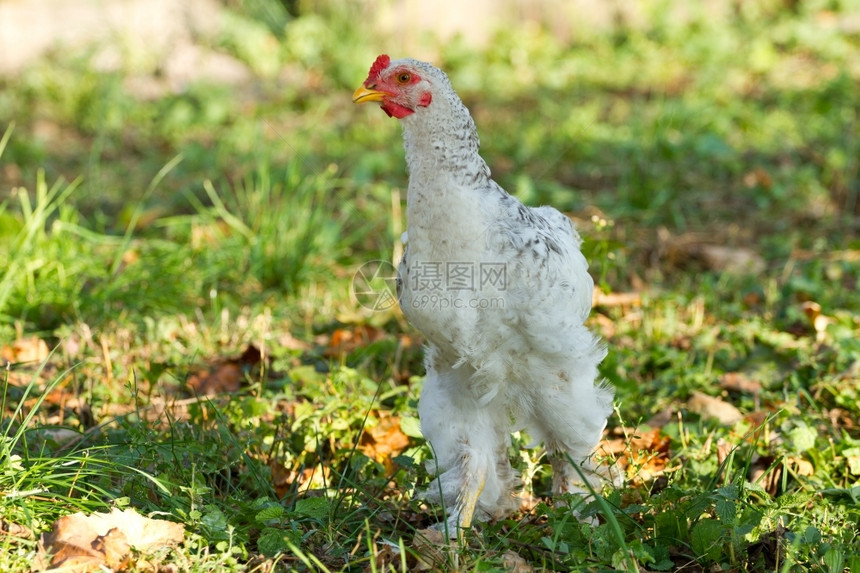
left=381, top=102, right=414, bottom=119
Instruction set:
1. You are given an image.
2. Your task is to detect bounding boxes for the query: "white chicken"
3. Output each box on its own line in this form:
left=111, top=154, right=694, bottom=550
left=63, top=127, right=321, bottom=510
left=353, top=55, right=614, bottom=531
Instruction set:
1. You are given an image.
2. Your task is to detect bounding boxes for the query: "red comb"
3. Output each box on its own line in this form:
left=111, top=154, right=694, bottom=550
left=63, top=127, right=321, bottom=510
left=367, top=54, right=390, bottom=82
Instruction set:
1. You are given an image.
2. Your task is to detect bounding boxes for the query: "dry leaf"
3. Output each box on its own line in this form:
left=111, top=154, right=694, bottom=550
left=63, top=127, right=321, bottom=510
left=368, top=539, right=402, bottom=573
left=749, top=455, right=783, bottom=497
left=360, top=413, right=411, bottom=475
left=645, top=407, right=675, bottom=429
left=411, top=528, right=457, bottom=570
left=278, top=331, right=311, bottom=351
left=743, top=288, right=764, bottom=307
left=589, top=312, right=617, bottom=338
left=788, top=456, right=814, bottom=477
left=828, top=407, right=856, bottom=432
left=93, top=528, right=131, bottom=569
left=501, top=550, right=533, bottom=572
left=697, top=245, right=766, bottom=274
left=1, top=336, right=49, bottom=364
left=716, top=438, right=733, bottom=468
left=270, top=462, right=333, bottom=499
left=742, top=167, right=773, bottom=190
left=186, top=344, right=263, bottom=395
left=719, top=372, right=762, bottom=394
left=270, top=461, right=292, bottom=500
left=600, top=427, right=671, bottom=484
left=791, top=248, right=860, bottom=263
left=517, top=491, right=541, bottom=513
left=1, top=519, right=34, bottom=540
left=743, top=410, right=771, bottom=428
left=38, top=508, right=184, bottom=572
left=190, top=220, right=231, bottom=249
left=325, top=325, right=387, bottom=357
left=592, top=290, right=642, bottom=308
left=686, top=391, right=743, bottom=425
left=186, top=362, right=243, bottom=395
left=801, top=301, right=832, bottom=343
left=35, top=428, right=84, bottom=449
left=660, top=231, right=765, bottom=274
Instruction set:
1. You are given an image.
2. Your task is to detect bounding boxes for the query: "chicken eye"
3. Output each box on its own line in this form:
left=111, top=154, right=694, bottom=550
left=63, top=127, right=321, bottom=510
left=396, top=72, right=412, bottom=84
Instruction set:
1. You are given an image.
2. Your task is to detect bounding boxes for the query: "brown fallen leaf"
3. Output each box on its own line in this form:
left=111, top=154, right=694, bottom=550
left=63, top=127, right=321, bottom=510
left=788, top=456, right=814, bottom=477
left=411, top=528, right=457, bottom=571
left=790, top=248, right=860, bottom=263
left=38, top=508, right=184, bottom=572
left=278, top=331, right=311, bottom=352
left=501, top=549, right=534, bottom=572
left=600, top=427, right=671, bottom=484
left=1, top=336, right=49, bottom=364
left=186, top=344, right=263, bottom=395
left=742, top=167, right=774, bottom=190
left=749, top=454, right=783, bottom=497
left=369, top=538, right=403, bottom=573
left=34, top=428, right=84, bottom=449
left=270, top=461, right=292, bottom=501
left=743, top=410, right=771, bottom=429
left=93, top=527, right=131, bottom=569
left=588, top=312, right=617, bottom=339
left=827, top=407, right=856, bottom=432
left=1, top=519, right=34, bottom=540
left=270, top=462, right=333, bottom=499
left=801, top=301, right=833, bottom=343
left=698, top=245, right=766, bottom=274
left=190, top=220, right=231, bottom=249
left=716, top=438, right=733, bottom=468
left=686, top=391, right=743, bottom=425
left=517, top=491, right=541, bottom=513
left=719, top=372, right=762, bottom=395
left=645, top=407, right=675, bottom=429
left=659, top=230, right=766, bottom=274
left=592, top=290, right=642, bottom=308
left=325, top=325, right=387, bottom=357
left=186, top=362, right=243, bottom=395
left=360, top=413, right=411, bottom=475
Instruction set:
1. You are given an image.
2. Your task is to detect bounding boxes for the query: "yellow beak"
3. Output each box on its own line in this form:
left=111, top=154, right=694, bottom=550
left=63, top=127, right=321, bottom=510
left=353, top=85, right=388, bottom=104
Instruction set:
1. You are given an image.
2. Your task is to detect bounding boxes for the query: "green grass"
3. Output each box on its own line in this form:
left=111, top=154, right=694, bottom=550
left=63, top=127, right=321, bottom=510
left=1, top=1, right=859, bottom=571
